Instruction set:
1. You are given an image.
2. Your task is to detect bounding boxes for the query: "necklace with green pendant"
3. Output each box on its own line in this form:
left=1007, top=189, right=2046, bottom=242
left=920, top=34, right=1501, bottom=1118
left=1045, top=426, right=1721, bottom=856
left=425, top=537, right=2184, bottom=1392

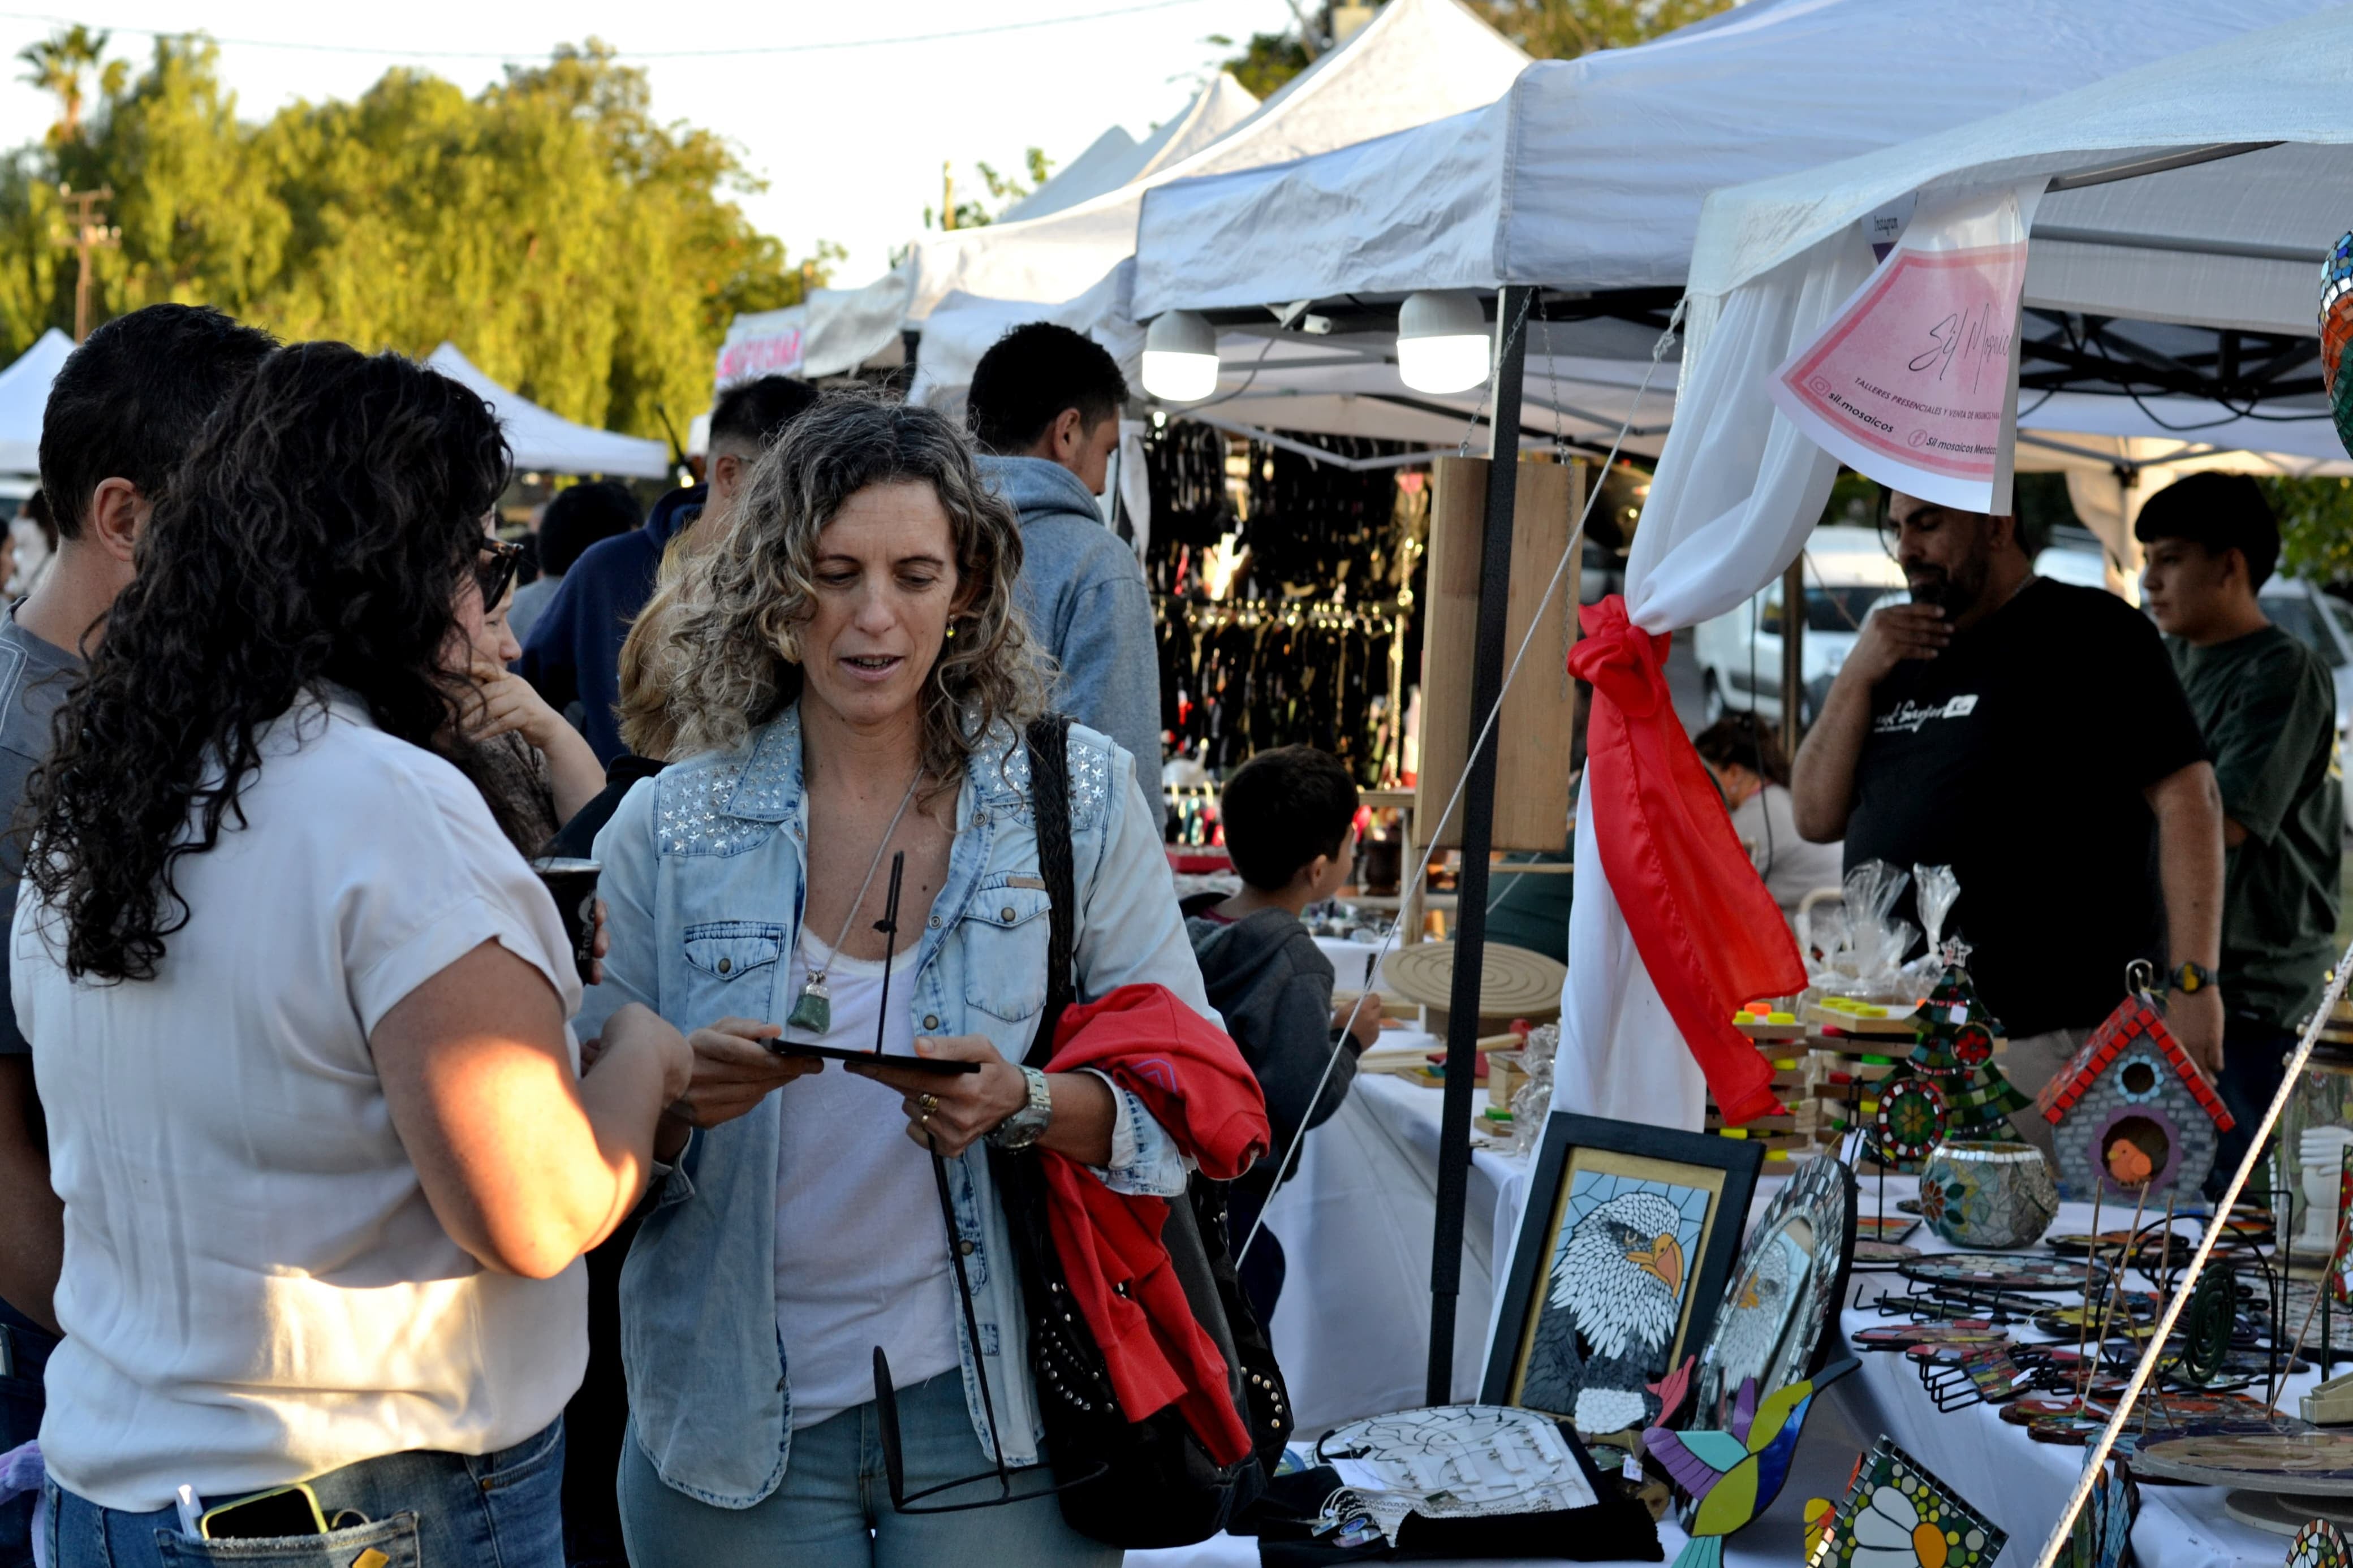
left=785, top=767, right=923, bottom=1036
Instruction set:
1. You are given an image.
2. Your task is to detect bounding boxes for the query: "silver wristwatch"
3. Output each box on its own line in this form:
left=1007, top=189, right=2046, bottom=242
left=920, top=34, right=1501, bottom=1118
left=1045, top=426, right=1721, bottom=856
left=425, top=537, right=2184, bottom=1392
left=988, top=1066, right=1053, bottom=1151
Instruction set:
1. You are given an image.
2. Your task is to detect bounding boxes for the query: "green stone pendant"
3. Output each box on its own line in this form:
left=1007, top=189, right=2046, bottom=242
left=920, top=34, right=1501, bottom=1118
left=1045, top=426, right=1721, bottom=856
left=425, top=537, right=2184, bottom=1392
left=785, top=980, right=831, bottom=1036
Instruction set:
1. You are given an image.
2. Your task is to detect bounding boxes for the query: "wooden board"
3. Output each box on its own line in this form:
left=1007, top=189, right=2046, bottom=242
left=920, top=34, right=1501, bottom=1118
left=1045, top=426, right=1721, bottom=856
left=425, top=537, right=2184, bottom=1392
left=1416, top=456, right=1580, bottom=852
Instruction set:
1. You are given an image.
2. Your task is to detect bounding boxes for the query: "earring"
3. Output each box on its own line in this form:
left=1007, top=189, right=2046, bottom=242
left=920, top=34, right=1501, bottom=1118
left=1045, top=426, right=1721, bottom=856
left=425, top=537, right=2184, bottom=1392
left=944, top=623, right=957, bottom=640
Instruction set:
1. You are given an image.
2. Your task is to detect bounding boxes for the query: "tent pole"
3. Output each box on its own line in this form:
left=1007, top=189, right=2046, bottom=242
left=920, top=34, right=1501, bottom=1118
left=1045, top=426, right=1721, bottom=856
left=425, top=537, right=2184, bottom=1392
left=1779, top=554, right=1804, bottom=760
left=1425, top=284, right=1533, bottom=1406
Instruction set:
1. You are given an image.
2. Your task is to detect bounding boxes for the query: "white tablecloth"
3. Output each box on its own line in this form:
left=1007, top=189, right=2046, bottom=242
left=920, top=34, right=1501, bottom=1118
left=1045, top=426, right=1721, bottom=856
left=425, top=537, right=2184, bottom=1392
left=1840, top=1181, right=2326, bottom=1568
left=1246, top=1069, right=1533, bottom=1429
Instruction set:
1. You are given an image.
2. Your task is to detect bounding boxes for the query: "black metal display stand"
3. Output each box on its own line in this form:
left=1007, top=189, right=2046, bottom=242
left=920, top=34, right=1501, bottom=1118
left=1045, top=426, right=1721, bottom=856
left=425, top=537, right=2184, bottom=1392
left=1425, top=285, right=1536, bottom=1406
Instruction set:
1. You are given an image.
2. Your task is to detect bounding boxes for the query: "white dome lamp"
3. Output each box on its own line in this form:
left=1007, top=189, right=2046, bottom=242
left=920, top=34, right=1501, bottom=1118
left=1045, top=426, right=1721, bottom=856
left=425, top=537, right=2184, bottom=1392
left=1141, top=310, right=1220, bottom=403
left=1395, top=289, right=1491, bottom=395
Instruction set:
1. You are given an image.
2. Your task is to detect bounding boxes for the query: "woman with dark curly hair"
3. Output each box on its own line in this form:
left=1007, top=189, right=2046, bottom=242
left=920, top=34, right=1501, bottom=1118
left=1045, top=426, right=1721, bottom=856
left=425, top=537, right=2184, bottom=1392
left=583, top=394, right=1217, bottom=1566
left=16, top=343, right=692, bottom=1568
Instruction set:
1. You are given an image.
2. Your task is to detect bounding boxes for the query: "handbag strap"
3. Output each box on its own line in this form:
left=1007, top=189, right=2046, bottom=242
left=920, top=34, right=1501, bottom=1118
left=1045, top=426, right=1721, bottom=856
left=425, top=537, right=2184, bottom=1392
left=1024, top=714, right=1078, bottom=1072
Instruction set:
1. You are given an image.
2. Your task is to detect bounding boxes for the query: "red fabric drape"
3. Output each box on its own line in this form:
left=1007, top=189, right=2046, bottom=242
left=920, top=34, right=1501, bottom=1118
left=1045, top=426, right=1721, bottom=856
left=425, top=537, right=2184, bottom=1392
left=1567, top=595, right=1807, bottom=1125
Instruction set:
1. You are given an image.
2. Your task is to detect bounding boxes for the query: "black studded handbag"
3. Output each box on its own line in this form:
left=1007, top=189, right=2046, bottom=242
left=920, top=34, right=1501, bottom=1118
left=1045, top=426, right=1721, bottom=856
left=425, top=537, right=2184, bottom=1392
left=984, top=715, right=1292, bottom=1548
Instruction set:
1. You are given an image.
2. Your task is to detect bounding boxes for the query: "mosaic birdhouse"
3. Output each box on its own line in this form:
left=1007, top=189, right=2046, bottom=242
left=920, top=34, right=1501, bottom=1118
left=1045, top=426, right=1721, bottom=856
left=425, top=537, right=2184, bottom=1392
left=2035, top=995, right=2234, bottom=1202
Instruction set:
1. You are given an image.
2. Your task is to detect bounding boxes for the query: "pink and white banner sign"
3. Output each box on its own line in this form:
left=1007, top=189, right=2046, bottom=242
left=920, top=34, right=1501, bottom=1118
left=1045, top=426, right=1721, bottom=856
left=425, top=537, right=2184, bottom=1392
left=1770, top=183, right=2044, bottom=515
left=714, top=305, right=808, bottom=390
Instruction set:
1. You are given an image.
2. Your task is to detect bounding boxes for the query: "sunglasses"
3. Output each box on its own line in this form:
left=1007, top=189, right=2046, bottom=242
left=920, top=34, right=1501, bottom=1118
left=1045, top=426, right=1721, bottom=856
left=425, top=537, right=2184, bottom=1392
left=475, top=538, right=525, bottom=607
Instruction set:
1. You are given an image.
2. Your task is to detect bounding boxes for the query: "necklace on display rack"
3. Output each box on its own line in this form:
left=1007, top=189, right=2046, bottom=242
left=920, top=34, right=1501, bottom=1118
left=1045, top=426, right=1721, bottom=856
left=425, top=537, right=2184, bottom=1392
left=784, top=767, right=923, bottom=1036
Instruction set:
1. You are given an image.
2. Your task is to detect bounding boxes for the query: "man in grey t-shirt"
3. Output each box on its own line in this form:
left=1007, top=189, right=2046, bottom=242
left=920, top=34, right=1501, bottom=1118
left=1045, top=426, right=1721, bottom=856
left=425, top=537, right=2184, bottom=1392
left=0, top=305, right=274, bottom=1568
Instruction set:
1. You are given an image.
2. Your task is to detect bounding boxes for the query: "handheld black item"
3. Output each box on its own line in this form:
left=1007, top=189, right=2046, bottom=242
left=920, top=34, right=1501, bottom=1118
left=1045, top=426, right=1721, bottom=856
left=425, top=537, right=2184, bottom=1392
left=200, top=1484, right=327, bottom=1539
left=884, top=714, right=1290, bottom=1545
left=770, top=1043, right=979, bottom=1075
left=769, top=849, right=977, bottom=1075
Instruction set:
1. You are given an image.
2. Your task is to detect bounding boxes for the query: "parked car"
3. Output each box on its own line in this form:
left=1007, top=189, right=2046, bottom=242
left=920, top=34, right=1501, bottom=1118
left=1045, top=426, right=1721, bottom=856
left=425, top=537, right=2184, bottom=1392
left=1691, top=525, right=1907, bottom=728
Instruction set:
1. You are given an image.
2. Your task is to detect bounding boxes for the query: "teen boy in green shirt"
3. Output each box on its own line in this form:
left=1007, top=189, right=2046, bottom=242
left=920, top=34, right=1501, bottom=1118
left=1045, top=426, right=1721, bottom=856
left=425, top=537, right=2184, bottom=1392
left=2139, top=472, right=2343, bottom=1193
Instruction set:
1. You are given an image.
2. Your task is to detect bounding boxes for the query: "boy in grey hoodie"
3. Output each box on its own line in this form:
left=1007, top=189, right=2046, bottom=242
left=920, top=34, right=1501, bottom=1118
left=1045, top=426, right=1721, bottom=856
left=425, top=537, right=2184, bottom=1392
left=968, top=322, right=1163, bottom=799
left=1182, top=746, right=1384, bottom=1325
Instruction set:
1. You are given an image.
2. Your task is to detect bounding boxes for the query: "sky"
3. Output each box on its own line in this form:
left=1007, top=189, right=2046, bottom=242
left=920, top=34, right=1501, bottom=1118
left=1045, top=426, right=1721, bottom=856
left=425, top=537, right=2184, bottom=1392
left=0, top=0, right=1303, bottom=282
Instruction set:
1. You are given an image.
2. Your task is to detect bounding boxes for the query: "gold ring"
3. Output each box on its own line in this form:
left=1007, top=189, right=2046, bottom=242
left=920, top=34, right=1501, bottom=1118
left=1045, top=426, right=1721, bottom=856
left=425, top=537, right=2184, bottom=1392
left=918, top=1092, right=941, bottom=1115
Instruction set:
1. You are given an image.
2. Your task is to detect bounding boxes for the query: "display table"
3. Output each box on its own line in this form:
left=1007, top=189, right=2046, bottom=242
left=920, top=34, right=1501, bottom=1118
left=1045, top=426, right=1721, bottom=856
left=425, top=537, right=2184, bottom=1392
left=1148, top=1147, right=2322, bottom=1567
left=1255, top=1066, right=1533, bottom=1430
left=1839, top=1177, right=2326, bottom=1568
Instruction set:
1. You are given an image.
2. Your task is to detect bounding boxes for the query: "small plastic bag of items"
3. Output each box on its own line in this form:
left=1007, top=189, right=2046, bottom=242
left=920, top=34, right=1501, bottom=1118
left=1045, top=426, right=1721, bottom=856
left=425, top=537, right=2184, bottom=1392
left=1804, top=860, right=1919, bottom=1003
left=1895, top=863, right=1962, bottom=996
left=1509, top=1023, right=1558, bottom=1157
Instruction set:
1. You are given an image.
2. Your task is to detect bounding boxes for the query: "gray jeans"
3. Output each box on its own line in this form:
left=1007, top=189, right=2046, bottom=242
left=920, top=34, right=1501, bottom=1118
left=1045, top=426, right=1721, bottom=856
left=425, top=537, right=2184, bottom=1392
left=1998, top=1026, right=2094, bottom=1163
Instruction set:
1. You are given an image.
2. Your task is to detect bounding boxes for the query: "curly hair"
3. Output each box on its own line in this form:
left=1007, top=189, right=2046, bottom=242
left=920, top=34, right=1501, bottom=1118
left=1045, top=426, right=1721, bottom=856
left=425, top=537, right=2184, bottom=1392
left=22, top=342, right=516, bottom=982
left=618, top=392, right=1046, bottom=784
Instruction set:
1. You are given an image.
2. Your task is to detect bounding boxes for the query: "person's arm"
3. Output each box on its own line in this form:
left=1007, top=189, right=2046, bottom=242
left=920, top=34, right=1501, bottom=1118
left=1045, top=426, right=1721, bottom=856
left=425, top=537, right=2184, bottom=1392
left=0, top=1055, right=59, bottom=1333
left=372, top=943, right=691, bottom=1278
left=2147, top=760, right=2226, bottom=1073
left=1268, top=958, right=1359, bottom=1143
left=1790, top=603, right=1949, bottom=843
left=1061, top=568, right=1166, bottom=811
left=471, top=663, right=605, bottom=821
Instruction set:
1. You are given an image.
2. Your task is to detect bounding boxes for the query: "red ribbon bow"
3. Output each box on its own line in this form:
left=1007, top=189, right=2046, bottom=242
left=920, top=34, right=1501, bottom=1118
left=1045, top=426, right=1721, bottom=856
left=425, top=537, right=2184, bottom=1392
left=1567, top=595, right=1805, bottom=1125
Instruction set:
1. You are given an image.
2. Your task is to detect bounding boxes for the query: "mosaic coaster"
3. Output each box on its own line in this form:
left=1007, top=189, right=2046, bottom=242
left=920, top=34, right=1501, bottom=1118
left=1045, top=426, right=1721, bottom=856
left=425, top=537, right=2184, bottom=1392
left=2291, top=1517, right=2353, bottom=1568
left=1852, top=1320, right=2005, bottom=1353
left=1899, top=1253, right=2093, bottom=1293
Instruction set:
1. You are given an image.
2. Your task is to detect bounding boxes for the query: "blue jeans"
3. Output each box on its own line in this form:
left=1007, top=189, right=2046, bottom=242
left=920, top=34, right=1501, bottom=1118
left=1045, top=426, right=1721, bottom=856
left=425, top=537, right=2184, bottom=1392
left=616, top=1370, right=1118, bottom=1568
left=46, top=1417, right=566, bottom=1568
left=0, top=1301, right=56, bottom=1568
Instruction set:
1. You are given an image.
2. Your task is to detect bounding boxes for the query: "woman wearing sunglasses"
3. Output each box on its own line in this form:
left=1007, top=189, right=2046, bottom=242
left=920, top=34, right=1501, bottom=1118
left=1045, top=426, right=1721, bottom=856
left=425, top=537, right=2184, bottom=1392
left=464, top=532, right=605, bottom=849
left=583, top=393, right=1216, bottom=1566
left=19, top=344, right=693, bottom=1568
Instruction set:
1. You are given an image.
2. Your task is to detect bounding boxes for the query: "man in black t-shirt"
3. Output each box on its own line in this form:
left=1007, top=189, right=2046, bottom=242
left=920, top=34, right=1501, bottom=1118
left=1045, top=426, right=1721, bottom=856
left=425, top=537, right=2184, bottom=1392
left=1791, top=492, right=2223, bottom=1158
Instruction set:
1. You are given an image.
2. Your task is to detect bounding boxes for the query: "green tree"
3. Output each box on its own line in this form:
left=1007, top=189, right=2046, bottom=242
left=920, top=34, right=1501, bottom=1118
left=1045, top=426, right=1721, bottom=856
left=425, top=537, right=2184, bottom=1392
left=1205, top=30, right=1313, bottom=97
left=1214, top=0, right=1734, bottom=94
left=0, top=34, right=834, bottom=444
left=2265, top=474, right=2353, bottom=585
left=1465, top=0, right=1734, bottom=58
left=18, top=25, right=125, bottom=143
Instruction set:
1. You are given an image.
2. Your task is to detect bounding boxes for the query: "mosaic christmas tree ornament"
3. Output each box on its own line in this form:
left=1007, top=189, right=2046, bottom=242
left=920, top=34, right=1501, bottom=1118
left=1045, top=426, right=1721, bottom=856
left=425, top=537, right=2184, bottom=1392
left=1809, top=1437, right=2006, bottom=1567
left=1870, top=944, right=2027, bottom=1173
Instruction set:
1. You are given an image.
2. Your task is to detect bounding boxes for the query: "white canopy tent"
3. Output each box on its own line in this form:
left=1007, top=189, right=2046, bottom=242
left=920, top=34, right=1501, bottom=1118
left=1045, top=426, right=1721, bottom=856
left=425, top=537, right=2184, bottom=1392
left=0, top=329, right=71, bottom=475
left=1555, top=5, right=2353, bottom=1135
left=996, top=74, right=1260, bottom=224
left=1118, top=0, right=2341, bottom=457
left=900, top=0, right=1528, bottom=396
left=424, top=343, right=671, bottom=480
left=1134, top=0, right=2342, bottom=313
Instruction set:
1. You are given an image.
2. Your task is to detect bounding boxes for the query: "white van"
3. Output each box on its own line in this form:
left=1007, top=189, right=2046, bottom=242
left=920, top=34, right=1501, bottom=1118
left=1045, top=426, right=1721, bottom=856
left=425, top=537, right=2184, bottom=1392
left=1691, top=525, right=1909, bottom=728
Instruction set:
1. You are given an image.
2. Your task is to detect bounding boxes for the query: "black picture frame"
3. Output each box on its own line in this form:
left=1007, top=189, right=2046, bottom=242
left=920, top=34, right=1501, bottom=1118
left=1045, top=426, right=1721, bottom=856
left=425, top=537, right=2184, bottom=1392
left=1482, top=1111, right=1764, bottom=1435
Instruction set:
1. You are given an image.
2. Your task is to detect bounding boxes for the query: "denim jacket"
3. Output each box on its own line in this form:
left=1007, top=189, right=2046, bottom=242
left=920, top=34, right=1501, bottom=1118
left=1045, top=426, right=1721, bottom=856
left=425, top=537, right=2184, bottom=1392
left=578, top=705, right=1214, bottom=1509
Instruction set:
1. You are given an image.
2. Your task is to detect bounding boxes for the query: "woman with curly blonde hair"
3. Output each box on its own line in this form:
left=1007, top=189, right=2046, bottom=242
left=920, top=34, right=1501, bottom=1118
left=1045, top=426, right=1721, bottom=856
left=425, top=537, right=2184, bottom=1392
left=580, top=394, right=1213, bottom=1566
